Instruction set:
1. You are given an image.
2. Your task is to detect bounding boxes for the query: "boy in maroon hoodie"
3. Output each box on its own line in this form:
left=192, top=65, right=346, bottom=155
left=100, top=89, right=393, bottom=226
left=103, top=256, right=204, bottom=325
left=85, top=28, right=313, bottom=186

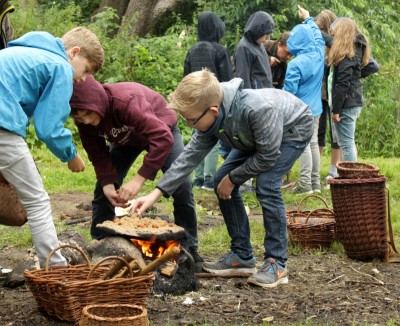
left=70, top=75, right=201, bottom=269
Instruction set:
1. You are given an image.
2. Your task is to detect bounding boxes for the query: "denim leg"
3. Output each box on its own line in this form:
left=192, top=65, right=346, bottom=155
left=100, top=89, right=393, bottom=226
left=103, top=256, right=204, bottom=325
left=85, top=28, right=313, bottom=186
left=162, top=126, right=198, bottom=250
left=194, top=159, right=205, bottom=182
left=310, top=116, right=321, bottom=190
left=334, top=107, right=362, bottom=162
left=256, top=141, right=308, bottom=264
left=91, top=145, right=142, bottom=239
left=214, top=149, right=253, bottom=259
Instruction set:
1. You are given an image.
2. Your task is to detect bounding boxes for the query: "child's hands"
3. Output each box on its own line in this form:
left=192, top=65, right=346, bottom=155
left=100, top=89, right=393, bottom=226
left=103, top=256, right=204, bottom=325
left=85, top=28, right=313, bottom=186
left=68, top=153, right=85, bottom=172
left=298, top=5, right=310, bottom=20
left=270, top=56, right=281, bottom=67
left=118, top=174, right=146, bottom=203
left=103, top=184, right=130, bottom=207
left=332, top=113, right=341, bottom=123
left=217, top=175, right=235, bottom=200
left=130, top=189, right=164, bottom=216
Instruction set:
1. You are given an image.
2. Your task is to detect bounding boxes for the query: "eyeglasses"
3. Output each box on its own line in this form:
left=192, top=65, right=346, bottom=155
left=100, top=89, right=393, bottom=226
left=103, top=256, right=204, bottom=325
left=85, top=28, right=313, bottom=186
left=180, top=107, right=211, bottom=126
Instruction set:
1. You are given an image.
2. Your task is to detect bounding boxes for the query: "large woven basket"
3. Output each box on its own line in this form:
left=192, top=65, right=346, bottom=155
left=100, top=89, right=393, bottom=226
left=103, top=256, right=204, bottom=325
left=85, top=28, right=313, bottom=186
left=336, top=161, right=380, bottom=179
left=24, top=245, right=154, bottom=323
left=79, top=304, right=149, bottom=326
left=286, top=195, right=336, bottom=249
left=330, top=175, right=388, bottom=260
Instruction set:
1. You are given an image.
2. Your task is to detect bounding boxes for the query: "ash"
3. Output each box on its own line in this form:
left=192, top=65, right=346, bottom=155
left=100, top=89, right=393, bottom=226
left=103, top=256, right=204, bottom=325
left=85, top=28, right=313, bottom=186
left=152, top=258, right=199, bottom=295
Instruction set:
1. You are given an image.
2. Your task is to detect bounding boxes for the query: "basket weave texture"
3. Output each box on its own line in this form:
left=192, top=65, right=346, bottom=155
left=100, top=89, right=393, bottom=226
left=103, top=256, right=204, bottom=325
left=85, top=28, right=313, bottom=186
left=286, top=195, right=336, bottom=249
left=336, top=161, right=380, bottom=179
left=330, top=175, right=388, bottom=260
left=79, top=304, right=149, bottom=326
left=24, top=245, right=154, bottom=323
left=0, top=172, right=27, bottom=226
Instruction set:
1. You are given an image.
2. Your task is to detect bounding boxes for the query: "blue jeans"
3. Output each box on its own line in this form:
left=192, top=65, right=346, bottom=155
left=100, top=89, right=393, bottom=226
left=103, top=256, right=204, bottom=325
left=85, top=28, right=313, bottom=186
left=214, top=141, right=308, bottom=263
left=91, top=126, right=198, bottom=250
left=333, top=107, right=362, bottom=162
left=194, top=142, right=220, bottom=186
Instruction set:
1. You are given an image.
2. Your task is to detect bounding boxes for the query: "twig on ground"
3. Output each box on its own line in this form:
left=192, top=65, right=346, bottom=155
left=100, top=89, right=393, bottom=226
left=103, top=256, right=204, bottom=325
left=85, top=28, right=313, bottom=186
left=327, top=274, right=345, bottom=284
left=348, top=265, right=384, bottom=285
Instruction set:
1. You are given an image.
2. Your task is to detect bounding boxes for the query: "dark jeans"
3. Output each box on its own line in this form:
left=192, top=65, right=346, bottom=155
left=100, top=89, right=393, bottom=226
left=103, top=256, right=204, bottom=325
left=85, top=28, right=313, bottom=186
left=91, top=126, right=198, bottom=250
left=318, top=99, right=340, bottom=149
left=214, top=140, right=308, bottom=264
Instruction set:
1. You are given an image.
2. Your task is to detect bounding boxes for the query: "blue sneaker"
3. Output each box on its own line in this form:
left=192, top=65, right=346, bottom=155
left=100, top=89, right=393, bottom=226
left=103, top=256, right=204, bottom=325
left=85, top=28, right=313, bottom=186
left=203, top=252, right=256, bottom=276
left=193, top=179, right=203, bottom=189
left=247, top=258, right=288, bottom=288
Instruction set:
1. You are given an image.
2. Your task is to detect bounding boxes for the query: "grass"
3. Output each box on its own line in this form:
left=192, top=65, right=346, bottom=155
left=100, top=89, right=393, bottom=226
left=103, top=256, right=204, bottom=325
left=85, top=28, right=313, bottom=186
left=0, top=145, right=399, bottom=260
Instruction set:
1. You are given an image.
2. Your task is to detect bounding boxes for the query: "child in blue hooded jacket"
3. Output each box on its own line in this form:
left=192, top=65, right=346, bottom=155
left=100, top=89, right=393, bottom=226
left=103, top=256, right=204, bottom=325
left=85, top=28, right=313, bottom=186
left=0, top=27, right=104, bottom=267
left=284, top=6, right=325, bottom=194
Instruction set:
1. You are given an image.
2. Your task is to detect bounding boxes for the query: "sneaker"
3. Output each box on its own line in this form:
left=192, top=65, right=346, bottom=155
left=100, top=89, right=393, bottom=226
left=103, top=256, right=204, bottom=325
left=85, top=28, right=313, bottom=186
left=193, top=179, right=203, bottom=189
left=179, top=248, right=204, bottom=273
left=325, top=174, right=337, bottom=190
left=201, top=180, right=214, bottom=191
left=202, top=252, right=257, bottom=276
left=247, top=258, right=288, bottom=288
left=287, top=185, right=313, bottom=195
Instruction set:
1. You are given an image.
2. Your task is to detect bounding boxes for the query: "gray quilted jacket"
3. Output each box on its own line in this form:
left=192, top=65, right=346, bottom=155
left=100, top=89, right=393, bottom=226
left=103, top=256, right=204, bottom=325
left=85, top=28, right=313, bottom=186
left=157, top=78, right=313, bottom=195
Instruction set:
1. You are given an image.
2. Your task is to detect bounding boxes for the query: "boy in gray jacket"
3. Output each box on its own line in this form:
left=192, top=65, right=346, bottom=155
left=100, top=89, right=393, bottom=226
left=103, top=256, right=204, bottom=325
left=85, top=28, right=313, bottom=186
left=132, top=69, right=312, bottom=288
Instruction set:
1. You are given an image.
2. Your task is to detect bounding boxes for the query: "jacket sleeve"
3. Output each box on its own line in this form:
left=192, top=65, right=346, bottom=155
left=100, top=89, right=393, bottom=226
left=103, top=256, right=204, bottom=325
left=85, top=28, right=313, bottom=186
left=234, top=46, right=253, bottom=88
left=332, top=58, right=354, bottom=114
left=361, top=57, right=379, bottom=78
left=183, top=50, right=191, bottom=77
left=217, top=48, right=233, bottom=82
left=33, top=64, right=77, bottom=162
left=304, top=17, right=325, bottom=49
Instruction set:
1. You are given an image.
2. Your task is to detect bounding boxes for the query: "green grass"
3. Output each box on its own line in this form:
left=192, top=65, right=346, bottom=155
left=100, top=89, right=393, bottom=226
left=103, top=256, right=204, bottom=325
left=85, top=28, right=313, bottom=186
left=1, top=145, right=399, bottom=259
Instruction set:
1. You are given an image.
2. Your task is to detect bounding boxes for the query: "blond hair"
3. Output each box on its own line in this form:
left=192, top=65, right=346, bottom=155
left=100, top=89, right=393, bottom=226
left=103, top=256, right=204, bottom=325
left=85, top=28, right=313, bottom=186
left=315, top=10, right=337, bottom=34
left=328, top=18, right=371, bottom=67
left=61, top=27, right=104, bottom=72
left=168, top=69, right=223, bottom=114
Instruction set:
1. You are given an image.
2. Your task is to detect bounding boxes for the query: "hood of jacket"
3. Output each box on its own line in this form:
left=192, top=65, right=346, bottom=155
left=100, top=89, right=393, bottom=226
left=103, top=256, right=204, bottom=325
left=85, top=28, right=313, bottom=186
left=198, top=11, right=225, bottom=42
left=70, top=75, right=108, bottom=119
left=244, top=11, right=275, bottom=44
left=287, top=23, right=315, bottom=57
left=8, top=31, right=67, bottom=61
left=0, top=0, right=14, bottom=15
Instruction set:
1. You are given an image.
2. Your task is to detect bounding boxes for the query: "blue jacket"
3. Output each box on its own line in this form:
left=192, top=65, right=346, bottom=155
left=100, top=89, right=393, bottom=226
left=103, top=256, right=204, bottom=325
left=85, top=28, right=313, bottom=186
left=284, top=17, right=324, bottom=116
left=0, top=31, right=76, bottom=162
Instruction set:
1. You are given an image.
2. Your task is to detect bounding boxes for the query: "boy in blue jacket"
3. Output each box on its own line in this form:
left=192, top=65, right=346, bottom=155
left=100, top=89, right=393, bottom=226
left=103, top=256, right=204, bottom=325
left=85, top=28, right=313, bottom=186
left=0, top=27, right=104, bottom=267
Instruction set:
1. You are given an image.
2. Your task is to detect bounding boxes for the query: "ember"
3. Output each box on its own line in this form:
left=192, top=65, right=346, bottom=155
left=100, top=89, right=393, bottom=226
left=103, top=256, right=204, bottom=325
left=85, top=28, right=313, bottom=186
left=130, top=236, right=180, bottom=258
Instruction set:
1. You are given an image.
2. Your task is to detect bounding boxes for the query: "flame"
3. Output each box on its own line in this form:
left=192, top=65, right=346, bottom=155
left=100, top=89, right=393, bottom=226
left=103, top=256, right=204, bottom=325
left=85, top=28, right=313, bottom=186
left=130, top=235, right=180, bottom=258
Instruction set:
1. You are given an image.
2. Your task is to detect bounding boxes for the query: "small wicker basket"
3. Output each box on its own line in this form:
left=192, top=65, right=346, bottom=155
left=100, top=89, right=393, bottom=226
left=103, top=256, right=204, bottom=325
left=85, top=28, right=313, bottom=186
left=286, top=195, right=336, bottom=249
left=79, top=304, right=149, bottom=326
left=336, top=161, right=379, bottom=179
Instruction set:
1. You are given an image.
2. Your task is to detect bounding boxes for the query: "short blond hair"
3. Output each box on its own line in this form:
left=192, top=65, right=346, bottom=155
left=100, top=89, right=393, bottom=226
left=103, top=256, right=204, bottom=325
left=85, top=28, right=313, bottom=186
left=168, top=69, right=223, bottom=114
left=61, top=27, right=104, bottom=72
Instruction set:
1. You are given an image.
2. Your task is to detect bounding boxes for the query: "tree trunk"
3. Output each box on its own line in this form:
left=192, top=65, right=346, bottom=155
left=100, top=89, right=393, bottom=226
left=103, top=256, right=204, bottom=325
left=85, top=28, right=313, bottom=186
left=99, top=0, right=130, bottom=25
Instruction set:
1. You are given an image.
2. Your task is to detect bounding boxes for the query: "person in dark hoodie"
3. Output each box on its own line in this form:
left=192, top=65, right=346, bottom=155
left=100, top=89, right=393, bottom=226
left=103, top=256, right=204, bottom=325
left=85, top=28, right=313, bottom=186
left=284, top=5, right=325, bottom=194
left=131, top=69, right=313, bottom=288
left=184, top=11, right=233, bottom=190
left=69, top=75, right=202, bottom=271
left=0, top=27, right=104, bottom=268
left=327, top=17, right=378, bottom=162
left=234, top=11, right=275, bottom=89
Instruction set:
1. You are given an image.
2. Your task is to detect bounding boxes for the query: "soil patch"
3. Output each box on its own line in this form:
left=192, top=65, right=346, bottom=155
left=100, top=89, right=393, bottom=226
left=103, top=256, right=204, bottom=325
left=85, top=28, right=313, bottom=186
left=0, top=192, right=399, bottom=325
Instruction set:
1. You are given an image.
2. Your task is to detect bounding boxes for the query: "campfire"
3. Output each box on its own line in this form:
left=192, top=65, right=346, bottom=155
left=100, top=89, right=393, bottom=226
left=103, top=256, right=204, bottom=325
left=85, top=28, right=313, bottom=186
left=131, top=236, right=180, bottom=259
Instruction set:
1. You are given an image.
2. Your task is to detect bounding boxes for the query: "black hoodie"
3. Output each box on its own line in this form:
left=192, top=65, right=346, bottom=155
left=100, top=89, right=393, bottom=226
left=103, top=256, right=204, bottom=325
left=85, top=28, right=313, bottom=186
left=234, top=11, right=275, bottom=89
left=183, top=11, right=233, bottom=82
left=0, top=0, right=14, bottom=49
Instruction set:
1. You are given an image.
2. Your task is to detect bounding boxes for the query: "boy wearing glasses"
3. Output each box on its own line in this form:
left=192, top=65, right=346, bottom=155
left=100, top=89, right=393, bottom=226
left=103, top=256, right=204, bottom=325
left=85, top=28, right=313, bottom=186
left=133, top=69, right=313, bottom=288
left=69, top=75, right=202, bottom=271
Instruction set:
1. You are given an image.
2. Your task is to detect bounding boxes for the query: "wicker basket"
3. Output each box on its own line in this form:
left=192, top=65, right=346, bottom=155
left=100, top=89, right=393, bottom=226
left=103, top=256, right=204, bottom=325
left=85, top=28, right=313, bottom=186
left=286, top=195, right=336, bottom=249
left=24, top=245, right=154, bottom=323
left=330, top=175, right=389, bottom=260
left=336, top=161, right=380, bottom=179
left=79, top=304, right=148, bottom=326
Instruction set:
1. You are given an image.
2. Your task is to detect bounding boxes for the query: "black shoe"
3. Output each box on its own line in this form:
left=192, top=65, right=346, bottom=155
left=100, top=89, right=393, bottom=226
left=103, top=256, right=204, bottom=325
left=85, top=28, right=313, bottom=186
left=181, top=247, right=203, bottom=273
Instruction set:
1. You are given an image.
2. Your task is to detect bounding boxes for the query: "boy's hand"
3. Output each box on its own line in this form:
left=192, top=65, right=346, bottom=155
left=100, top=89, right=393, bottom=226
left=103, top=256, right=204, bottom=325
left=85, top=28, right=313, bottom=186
left=118, top=174, right=146, bottom=203
left=103, top=184, right=130, bottom=208
left=298, top=5, right=310, bottom=20
left=130, top=189, right=163, bottom=215
left=68, top=153, right=85, bottom=172
left=270, top=56, right=281, bottom=67
left=217, top=175, right=235, bottom=200
left=332, top=113, right=341, bottom=123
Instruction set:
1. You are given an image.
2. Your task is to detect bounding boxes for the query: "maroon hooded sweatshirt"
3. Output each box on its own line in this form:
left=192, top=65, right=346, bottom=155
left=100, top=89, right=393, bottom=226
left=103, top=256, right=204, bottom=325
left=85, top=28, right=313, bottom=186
left=70, top=75, right=178, bottom=187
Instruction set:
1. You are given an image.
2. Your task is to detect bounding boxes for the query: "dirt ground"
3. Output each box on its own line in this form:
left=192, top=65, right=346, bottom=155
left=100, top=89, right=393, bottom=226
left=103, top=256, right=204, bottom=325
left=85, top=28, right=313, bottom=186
left=0, top=192, right=399, bottom=326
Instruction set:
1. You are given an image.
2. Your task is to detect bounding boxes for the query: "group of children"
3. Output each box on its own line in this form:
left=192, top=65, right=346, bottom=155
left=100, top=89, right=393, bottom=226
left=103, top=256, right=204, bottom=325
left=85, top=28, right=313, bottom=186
left=0, top=5, right=378, bottom=288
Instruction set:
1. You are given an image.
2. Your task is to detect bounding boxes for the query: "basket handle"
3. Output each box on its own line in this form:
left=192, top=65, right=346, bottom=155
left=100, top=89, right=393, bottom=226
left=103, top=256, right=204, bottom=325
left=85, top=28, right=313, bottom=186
left=45, top=244, right=90, bottom=271
left=385, top=187, right=400, bottom=263
left=297, top=194, right=329, bottom=212
left=87, top=256, right=133, bottom=279
left=305, top=208, right=335, bottom=224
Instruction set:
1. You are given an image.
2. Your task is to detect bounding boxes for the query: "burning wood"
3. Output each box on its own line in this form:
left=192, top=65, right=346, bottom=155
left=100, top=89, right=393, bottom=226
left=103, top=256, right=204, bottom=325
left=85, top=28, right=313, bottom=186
left=135, top=246, right=181, bottom=277
left=160, top=260, right=178, bottom=277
